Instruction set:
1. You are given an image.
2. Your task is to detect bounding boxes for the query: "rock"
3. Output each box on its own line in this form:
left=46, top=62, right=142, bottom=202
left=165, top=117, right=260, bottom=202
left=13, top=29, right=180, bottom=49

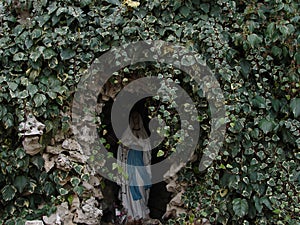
left=54, top=131, right=65, bottom=143
left=43, top=202, right=71, bottom=225
left=62, top=139, right=82, bottom=153
left=56, top=154, right=72, bottom=171
left=74, top=197, right=102, bottom=225
left=57, top=202, right=69, bottom=218
left=63, top=214, right=75, bottom=225
left=70, top=194, right=80, bottom=213
left=22, top=136, right=43, bottom=155
left=165, top=177, right=178, bottom=193
left=169, top=191, right=184, bottom=207
left=163, top=161, right=186, bottom=180
left=93, top=187, right=103, bottom=199
left=46, top=145, right=65, bottom=155
left=162, top=205, right=186, bottom=220
left=43, top=213, right=61, bottom=225
left=50, top=138, right=56, bottom=146
left=25, top=221, right=44, bottom=225
left=89, top=175, right=101, bottom=186
left=42, top=153, right=56, bottom=172
left=82, top=181, right=94, bottom=191
left=19, top=114, right=45, bottom=136
left=69, top=151, right=88, bottom=163
left=200, top=218, right=211, bottom=225
left=80, top=125, right=98, bottom=143
left=95, top=103, right=105, bottom=114
left=80, top=181, right=103, bottom=199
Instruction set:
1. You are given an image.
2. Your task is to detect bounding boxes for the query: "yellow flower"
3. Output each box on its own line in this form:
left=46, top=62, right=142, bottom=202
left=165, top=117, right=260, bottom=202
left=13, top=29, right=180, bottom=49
left=123, top=0, right=140, bottom=8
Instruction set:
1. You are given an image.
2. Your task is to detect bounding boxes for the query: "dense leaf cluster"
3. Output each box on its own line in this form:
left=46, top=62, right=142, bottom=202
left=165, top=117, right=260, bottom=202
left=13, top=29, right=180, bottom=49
left=0, top=0, right=299, bottom=224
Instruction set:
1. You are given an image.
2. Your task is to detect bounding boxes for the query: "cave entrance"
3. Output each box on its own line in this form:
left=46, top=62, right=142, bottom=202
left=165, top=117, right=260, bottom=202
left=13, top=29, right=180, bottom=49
left=99, top=97, right=171, bottom=224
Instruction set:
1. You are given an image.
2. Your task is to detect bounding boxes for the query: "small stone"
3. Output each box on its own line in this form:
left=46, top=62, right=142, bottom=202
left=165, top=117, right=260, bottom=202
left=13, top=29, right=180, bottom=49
left=42, top=153, right=56, bottom=172
left=56, top=154, right=72, bottom=171
left=25, top=221, right=44, bottom=225
left=22, top=136, right=43, bottom=156
left=169, top=191, right=184, bottom=206
left=69, top=151, right=88, bottom=163
left=46, top=145, right=65, bottom=155
left=74, top=197, right=102, bottom=225
left=19, top=114, right=45, bottom=136
left=54, top=130, right=65, bottom=143
left=62, top=139, right=82, bottom=152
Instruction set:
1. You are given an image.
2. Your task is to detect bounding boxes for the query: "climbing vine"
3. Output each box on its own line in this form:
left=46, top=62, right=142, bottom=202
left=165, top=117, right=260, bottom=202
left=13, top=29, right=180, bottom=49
left=0, top=0, right=299, bottom=224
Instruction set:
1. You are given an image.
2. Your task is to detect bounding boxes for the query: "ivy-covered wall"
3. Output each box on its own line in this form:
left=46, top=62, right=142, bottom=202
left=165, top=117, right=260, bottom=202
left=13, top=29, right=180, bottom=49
left=0, top=0, right=299, bottom=224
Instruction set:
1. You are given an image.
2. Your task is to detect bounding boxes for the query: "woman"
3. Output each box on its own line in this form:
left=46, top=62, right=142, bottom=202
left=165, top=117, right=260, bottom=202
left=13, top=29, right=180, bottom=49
left=117, top=111, right=159, bottom=225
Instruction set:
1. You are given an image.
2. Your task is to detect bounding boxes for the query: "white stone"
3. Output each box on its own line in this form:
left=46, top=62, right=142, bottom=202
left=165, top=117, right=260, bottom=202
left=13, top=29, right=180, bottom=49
left=25, top=221, right=44, bottom=225
left=19, top=114, right=45, bottom=136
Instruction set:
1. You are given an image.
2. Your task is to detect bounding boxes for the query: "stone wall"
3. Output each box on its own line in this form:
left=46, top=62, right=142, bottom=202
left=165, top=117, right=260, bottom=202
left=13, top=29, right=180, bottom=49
left=20, top=78, right=209, bottom=225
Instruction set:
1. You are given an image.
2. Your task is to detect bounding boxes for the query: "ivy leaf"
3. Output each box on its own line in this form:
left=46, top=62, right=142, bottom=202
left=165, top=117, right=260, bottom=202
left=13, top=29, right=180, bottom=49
left=258, top=118, right=275, bottom=134
left=74, top=185, right=84, bottom=196
left=47, top=91, right=57, bottom=99
left=294, top=52, right=300, bottom=65
left=179, top=6, right=190, bottom=18
left=58, top=187, right=69, bottom=195
left=1, top=185, right=17, bottom=201
left=80, top=0, right=92, bottom=7
left=181, top=55, right=195, bottom=66
left=0, top=105, right=7, bottom=119
left=15, top=148, right=26, bottom=159
left=105, top=0, right=121, bottom=5
left=36, top=14, right=51, bottom=27
left=18, top=90, right=29, bottom=99
left=232, top=198, right=249, bottom=218
left=3, top=113, right=14, bottom=128
left=271, top=99, right=281, bottom=112
left=15, top=198, right=29, bottom=208
left=30, top=50, right=42, bottom=62
left=13, top=52, right=26, bottom=61
left=60, top=48, right=76, bottom=60
left=25, top=37, right=33, bottom=49
left=43, top=48, right=56, bottom=60
left=290, top=98, right=300, bottom=118
left=247, top=34, right=262, bottom=48
left=253, top=195, right=263, bottom=213
left=73, top=164, right=83, bottom=174
left=266, top=22, right=275, bottom=36
left=32, top=28, right=42, bottom=39
left=31, top=155, right=45, bottom=170
left=13, top=25, right=24, bottom=36
left=7, top=82, right=18, bottom=91
left=44, top=182, right=55, bottom=196
left=27, top=84, right=39, bottom=97
left=200, top=3, right=210, bottom=14
left=271, top=46, right=282, bottom=57
left=252, top=95, right=266, bottom=108
left=157, top=150, right=164, bottom=157
left=260, top=196, right=273, bottom=210
left=34, top=93, right=47, bottom=107
left=240, top=59, right=251, bottom=78
left=14, top=176, right=28, bottom=193
left=70, top=177, right=81, bottom=187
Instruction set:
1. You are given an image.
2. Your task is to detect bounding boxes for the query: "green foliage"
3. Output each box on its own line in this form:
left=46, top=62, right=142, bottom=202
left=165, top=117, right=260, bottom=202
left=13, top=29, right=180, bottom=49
left=0, top=0, right=299, bottom=224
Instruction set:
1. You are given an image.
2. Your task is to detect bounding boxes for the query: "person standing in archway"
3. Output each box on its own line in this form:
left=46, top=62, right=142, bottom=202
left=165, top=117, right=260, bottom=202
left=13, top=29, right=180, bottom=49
left=117, top=111, right=157, bottom=225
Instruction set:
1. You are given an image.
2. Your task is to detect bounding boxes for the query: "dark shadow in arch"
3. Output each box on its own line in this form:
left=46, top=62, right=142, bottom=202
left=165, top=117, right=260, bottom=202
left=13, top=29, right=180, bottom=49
left=99, top=97, right=171, bottom=223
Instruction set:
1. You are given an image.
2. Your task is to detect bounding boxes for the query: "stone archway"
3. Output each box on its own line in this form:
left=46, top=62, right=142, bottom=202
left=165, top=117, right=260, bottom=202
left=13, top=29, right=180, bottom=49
left=96, top=78, right=192, bottom=224
left=22, top=74, right=200, bottom=225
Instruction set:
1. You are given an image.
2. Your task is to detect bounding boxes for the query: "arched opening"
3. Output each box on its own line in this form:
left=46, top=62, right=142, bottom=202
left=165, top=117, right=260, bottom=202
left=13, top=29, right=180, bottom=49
left=99, top=97, right=171, bottom=224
